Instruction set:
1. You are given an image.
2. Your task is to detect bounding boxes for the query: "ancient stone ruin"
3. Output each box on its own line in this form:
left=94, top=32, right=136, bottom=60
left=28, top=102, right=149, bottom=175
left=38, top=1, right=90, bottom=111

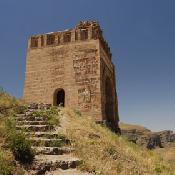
left=24, top=21, right=119, bottom=130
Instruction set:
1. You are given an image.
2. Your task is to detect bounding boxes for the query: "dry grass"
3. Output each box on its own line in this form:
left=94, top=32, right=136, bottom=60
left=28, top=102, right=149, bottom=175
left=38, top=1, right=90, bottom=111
left=60, top=108, right=175, bottom=175
left=156, top=147, right=175, bottom=165
left=0, top=92, right=21, bottom=108
left=0, top=92, right=25, bottom=175
left=0, top=149, right=15, bottom=175
left=0, top=91, right=20, bottom=143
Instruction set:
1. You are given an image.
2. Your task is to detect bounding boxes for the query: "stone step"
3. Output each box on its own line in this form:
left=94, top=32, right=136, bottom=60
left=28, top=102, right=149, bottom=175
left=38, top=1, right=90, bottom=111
left=15, top=112, right=39, bottom=117
left=29, top=137, right=66, bottom=147
left=15, top=114, right=26, bottom=117
left=15, top=116, right=48, bottom=121
left=32, top=146, right=75, bottom=155
left=27, top=103, right=52, bottom=110
left=30, top=155, right=81, bottom=173
left=45, top=169, right=91, bottom=175
left=24, top=132, right=65, bottom=139
left=16, top=125, right=54, bottom=132
left=16, top=120, right=48, bottom=125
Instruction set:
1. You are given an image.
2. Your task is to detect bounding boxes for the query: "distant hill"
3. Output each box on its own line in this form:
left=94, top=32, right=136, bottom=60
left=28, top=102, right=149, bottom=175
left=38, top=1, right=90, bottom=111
left=120, top=122, right=151, bottom=132
left=120, top=122, right=175, bottom=166
left=120, top=122, right=175, bottom=147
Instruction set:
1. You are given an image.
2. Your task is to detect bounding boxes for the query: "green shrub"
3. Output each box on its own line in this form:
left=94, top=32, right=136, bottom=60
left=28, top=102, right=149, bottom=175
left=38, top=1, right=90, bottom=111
left=5, top=119, right=34, bottom=164
left=8, top=132, right=34, bottom=164
left=50, top=139, right=65, bottom=147
left=13, top=105, right=27, bottom=114
left=47, top=115, right=60, bottom=125
left=74, top=110, right=82, bottom=117
left=33, top=107, right=60, bottom=126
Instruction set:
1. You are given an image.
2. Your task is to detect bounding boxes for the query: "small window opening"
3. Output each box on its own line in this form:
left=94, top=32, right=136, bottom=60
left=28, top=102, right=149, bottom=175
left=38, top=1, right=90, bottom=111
left=57, top=36, right=60, bottom=44
left=31, top=37, right=38, bottom=48
left=47, top=34, right=55, bottom=45
left=41, top=35, right=44, bottom=46
left=80, top=29, right=88, bottom=40
left=75, top=31, right=78, bottom=40
left=63, top=32, right=71, bottom=42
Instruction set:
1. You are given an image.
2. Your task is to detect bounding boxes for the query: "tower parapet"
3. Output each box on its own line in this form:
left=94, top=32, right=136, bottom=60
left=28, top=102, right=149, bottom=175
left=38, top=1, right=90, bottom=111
left=29, top=21, right=112, bottom=59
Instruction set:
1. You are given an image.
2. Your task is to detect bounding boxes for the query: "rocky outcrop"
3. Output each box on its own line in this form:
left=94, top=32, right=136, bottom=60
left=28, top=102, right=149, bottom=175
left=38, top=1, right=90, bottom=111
left=121, top=125, right=175, bottom=149
left=158, top=130, right=175, bottom=146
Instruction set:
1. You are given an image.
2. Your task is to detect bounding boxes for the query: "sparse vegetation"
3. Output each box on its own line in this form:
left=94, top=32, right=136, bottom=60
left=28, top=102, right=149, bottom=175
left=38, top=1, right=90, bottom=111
left=49, top=139, right=66, bottom=147
left=155, top=147, right=175, bottom=169
left=1, top=110, right=34, bottom=165
left=0, top=147, right=25, bottom=175
left=0, top=90, right=27, bottom=174
left=63, top=109, right=175, bottom=175
left=74, top=109, right=82, bottom=117
left=32, top=107, right=60, bottom=126
left=8, top=132, right=34, bottom=164
left=0, top=150, right=14, bottom=175
left=0, top=90, right=175, bottom=175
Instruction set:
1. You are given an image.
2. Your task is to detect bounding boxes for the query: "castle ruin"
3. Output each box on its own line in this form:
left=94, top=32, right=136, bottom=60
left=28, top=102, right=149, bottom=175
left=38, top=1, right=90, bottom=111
left=24, top=21, right=120, bottom=130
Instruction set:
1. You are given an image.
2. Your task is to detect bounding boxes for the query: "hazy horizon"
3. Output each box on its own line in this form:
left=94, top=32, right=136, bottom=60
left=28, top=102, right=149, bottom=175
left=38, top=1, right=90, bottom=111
left=0, top=0, right=174, bottom=132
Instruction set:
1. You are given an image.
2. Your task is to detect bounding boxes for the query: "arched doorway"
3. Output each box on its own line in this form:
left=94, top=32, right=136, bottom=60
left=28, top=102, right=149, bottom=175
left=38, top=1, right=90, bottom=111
left=105, top=77, right=114, bottom=123
left=53, top=89, right=65, bottom=107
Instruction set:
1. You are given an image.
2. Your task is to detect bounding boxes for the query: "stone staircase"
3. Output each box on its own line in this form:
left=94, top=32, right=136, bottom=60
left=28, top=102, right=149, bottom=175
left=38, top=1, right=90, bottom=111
left=15, top=104, right=89, bottom=175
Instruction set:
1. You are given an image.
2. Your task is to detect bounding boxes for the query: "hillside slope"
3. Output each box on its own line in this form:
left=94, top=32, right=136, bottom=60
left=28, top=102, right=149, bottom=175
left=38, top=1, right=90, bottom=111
left=59, top=109, right=175, bottom=175
left=0, top=91, right=175, bottom=175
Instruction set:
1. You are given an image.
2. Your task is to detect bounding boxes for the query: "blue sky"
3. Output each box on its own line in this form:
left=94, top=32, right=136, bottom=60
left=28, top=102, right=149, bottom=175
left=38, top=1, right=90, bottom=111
left=0, top=0, right=174, bottom=131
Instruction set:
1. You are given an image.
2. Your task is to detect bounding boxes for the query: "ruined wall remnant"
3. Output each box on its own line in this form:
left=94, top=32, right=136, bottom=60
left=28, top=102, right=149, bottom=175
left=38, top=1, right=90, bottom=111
left=24, top=21, right=120, bottom=131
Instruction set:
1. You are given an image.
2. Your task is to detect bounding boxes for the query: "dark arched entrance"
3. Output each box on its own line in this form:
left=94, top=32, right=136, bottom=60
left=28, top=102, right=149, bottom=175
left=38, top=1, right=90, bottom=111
left=105, top=77, right=114, bottom=123
left=53, top=89, right=65, bottom=107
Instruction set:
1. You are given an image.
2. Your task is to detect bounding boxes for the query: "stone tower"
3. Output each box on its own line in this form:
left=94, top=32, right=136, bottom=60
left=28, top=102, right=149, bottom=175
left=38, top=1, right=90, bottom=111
left=24, top=21, right=120, bottom=130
